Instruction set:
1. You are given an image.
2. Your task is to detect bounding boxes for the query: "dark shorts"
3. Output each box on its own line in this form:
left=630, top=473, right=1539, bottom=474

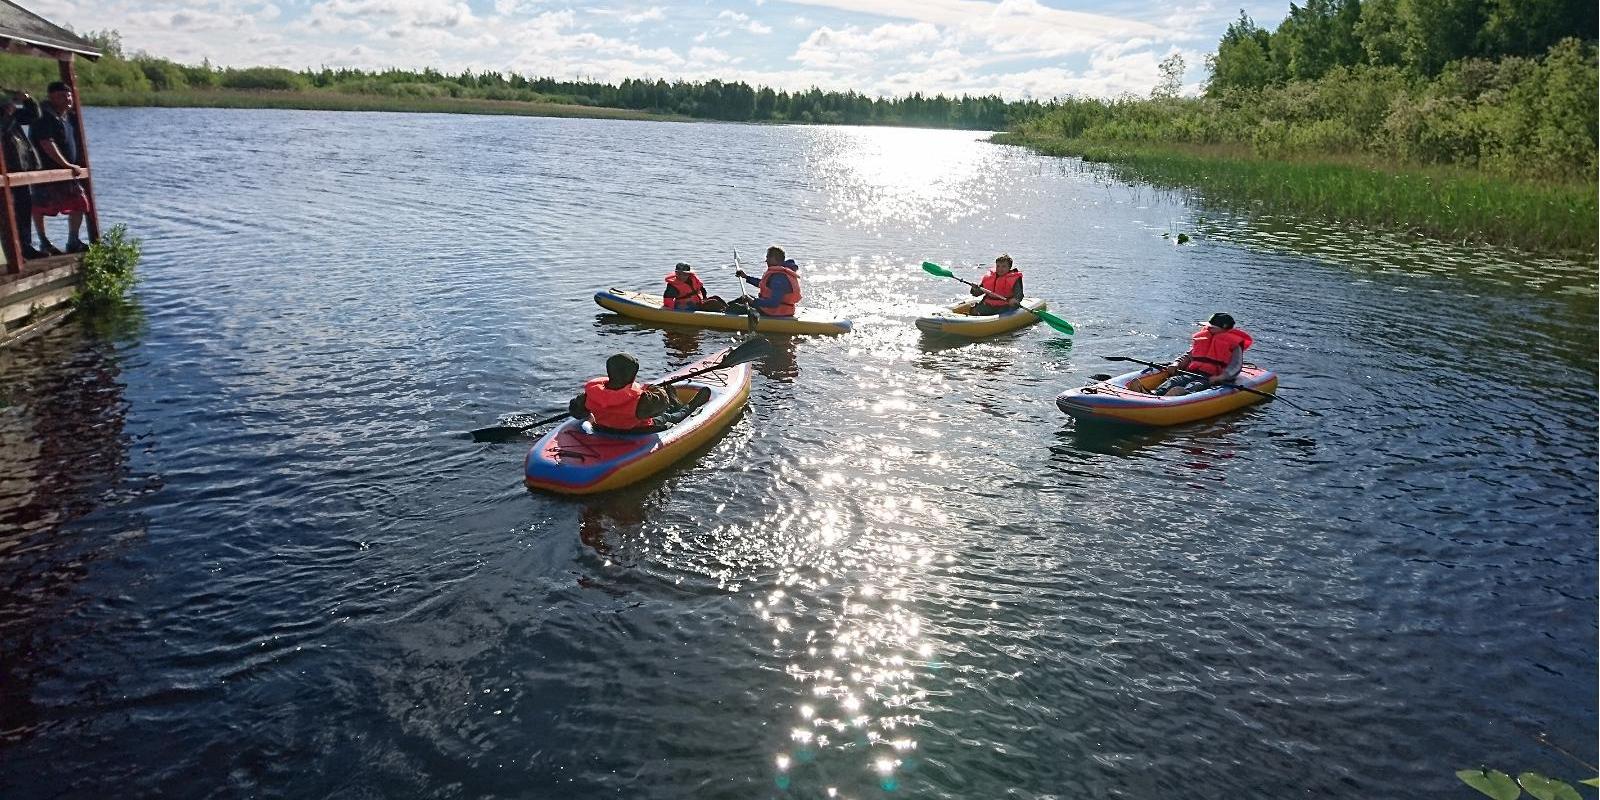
left=1156, top=374, right=1211, bottom=395
left=32, top=179, right=88, bottom=216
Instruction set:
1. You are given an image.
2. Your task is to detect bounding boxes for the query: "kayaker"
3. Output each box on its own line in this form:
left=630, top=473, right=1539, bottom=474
left=663, top=262, right=725, bottom=312
left=727, top=246, right=802, bottom=317
left=968, top=254, right=1024, bottom=315
left=1154, top=313, right=1254, bottom=396
left=567, top=353, right=710, bottom=434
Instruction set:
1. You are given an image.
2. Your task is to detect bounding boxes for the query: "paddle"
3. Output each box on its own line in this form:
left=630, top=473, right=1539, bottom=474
left=732, top=249, right=759, bottom=332
left=469, top=337, right=776, bottom=442
left=1102, top=355, right=1322, bottom=416
left=919, top=261, right=1075, bottom=335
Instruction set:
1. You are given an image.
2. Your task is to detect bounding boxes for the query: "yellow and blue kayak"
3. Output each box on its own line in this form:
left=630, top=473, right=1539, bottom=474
left=1055, top=366, right=1278, bottom=427
left=524, top=349, right=752, bottom=494
left=914, top=298, right=1047, bottom=337
left=594, top=288, right=852, bottom=335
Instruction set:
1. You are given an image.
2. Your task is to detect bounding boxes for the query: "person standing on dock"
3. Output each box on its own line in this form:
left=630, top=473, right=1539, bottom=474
left=728, top=246, right=801, bottom=317
left=1154, top=313, right=1253, bottom=396
left=0, top=89, right=41, bottom=259
left=29, top=81, right=90, bottom=255
left=968, top=254, right=1024, bottom=315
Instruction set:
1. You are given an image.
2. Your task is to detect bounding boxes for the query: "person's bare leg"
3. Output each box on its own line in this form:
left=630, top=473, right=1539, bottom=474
left=66, top=211, right=84, bottom=249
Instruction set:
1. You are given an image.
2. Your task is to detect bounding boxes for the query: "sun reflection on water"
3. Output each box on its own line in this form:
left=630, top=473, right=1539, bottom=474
left=803, top=126, right=1001, bottom=233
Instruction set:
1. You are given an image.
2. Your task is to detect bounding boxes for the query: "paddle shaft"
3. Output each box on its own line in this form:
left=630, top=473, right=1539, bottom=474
left=1106, top=355, right=1320, bottom=415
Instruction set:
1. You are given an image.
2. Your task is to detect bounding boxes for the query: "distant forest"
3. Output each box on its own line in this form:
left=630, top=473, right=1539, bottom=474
left=0, top=31, right=1049, bottom=131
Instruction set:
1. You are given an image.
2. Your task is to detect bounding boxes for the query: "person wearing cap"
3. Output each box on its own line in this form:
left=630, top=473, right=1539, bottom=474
left=29, top=81, right=90, bottom=255
left=728, top=245, right=801, bottom=317
left=663, top=262, right=720, bottom=311
left=567, top=353, right=710, bottom=434
left=967, top=254, right=1024, bottom=315
left=1153, top=313, right=1254, bottom=396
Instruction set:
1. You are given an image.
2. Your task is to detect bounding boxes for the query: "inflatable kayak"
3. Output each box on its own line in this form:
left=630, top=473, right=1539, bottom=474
left=524, top=350, right=752, bottom=494
left=594, top=289, right=853, bottom=335
left=1055, top=366, right=1278, bottom=427
left=915, top=298, right=1047, bottom=337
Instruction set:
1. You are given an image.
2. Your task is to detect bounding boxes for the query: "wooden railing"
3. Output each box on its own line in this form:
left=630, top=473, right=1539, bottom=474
left=2, top=167, right=86, bottom=188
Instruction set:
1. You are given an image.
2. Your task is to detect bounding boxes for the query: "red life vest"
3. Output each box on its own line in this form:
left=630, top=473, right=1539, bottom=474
left=663, top=272, right=706, bottom=310
left=758, top=264, right=802, bottom=317
left=583, top=378, right=653, bottom=430
left=1187, top=327, right=1253, bottom=376
left=979, top=268, right=1023, bottom=308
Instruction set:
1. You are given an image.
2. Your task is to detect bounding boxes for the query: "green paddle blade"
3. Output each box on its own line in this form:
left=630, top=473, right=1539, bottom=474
left=1034, top=308, right=1075, bottom=335
left=920, top=261, right=955, bottom=278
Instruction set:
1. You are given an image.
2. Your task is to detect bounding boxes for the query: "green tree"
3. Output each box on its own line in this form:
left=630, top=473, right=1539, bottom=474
left=1206, top=11, right=1278, bottom=94
left=1152, top=52, right=1186, bottom=98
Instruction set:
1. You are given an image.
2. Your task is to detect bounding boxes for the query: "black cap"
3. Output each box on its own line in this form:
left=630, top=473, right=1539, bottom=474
left=605, top=353, right=639, bottom=383
left=674, top=262, right=692, bottom=272
left=1207, top=312, right=1235, bottom=329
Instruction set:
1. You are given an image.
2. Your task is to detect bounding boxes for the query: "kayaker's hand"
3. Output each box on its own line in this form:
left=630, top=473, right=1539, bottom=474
left=735, top=269, right=747, bottom=279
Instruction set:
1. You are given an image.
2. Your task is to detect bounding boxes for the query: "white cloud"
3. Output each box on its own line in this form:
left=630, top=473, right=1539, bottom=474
left=51, top=0, right=1212, bottom=100
left=623, top=7, right=665, bottom=24
left=688, top=46, right=732, bottom=64
left=793, top=22, right=942, bottom=68
left=716, top=9, right=772, bottom=35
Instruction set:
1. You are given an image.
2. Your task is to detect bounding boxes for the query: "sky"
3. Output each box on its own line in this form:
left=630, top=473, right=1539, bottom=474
left=37, top=0, right=1293, bottom=100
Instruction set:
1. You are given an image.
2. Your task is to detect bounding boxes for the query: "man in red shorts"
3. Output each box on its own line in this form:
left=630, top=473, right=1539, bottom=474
left=29, top=81, right=90, bottom=255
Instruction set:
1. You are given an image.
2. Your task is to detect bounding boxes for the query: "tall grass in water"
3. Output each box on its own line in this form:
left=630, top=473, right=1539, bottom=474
left=995, top=133, right=1597, bottom=256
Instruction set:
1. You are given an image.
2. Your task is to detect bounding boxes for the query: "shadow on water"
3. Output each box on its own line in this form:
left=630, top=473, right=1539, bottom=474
left=754, top=334, right=799, bottom=382
left=0, top=315, right=149, bottom=746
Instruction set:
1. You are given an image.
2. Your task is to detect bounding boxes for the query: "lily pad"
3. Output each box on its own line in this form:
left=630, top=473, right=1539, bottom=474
left=1517, top=772, right=1582, bottom=800
left=1457, top=768, right=1521, bottom=800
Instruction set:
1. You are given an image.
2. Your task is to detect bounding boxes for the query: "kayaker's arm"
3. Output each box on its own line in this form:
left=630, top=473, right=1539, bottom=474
left=1214, top=347, right=1244, bottom=383
left=636, top=387, right=673, bottom=418
left=568, top=394, right=589, bottom=420
left=1009, top=276, right=1024, bottom=308
left=735, top=270, right=761, bottom=288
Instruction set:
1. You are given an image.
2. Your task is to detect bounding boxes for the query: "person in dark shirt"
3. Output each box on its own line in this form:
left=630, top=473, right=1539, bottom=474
left=0, top=89, right=41, bottom=258
left=29, top=81, right=90, bottom=255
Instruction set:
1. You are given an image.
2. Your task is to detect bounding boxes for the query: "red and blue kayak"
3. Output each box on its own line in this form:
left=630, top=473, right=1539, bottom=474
left=524, top=349, right=752, bottom=494
left=1056, top=366, right=1278, bottom=426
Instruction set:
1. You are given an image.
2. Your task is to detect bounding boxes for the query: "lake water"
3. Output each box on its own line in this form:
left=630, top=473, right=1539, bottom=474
left=1, top=108, right=1594, bottom=798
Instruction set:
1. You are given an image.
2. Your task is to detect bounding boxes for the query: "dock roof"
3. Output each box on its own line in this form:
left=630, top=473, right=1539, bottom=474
left=0, top=0, right=100, bottom=60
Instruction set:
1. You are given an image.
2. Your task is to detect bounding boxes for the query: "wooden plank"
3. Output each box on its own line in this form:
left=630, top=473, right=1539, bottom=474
left=0, top=260, right=76, bottom=301
left=3, top=167, right=84, bottom=188
left=0, top=282, right=73, bottom=325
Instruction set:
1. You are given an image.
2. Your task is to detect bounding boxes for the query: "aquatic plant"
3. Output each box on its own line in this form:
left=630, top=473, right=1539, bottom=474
left=996, top=134, right=1596, bottom=255
left=1456, top=768, right=1593, bottom=799
left=77, top=223, right=141, bottom=309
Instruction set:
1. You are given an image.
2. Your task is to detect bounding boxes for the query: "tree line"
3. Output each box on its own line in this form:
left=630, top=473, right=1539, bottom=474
left=1207, top=0, right=1595, bottom=91
left=0, top=31, right=1048, bottom=131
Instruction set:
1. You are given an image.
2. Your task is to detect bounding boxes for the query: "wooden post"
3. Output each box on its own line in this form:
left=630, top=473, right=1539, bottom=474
left=0, top=92, right=18, bottom=274
left=58, top=54, right=97, bottom=242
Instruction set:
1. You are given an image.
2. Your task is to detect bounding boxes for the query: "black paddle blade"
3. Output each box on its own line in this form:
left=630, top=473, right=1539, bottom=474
left=723, top=336, right=775, bottom=363
left=470, top=425, right=533, bottom=443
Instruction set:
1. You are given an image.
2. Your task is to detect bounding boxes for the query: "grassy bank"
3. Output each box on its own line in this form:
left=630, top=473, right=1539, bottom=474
left=994, top=132, right=1597, bottom=256
left=81, top=88, right=680, bottom=121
